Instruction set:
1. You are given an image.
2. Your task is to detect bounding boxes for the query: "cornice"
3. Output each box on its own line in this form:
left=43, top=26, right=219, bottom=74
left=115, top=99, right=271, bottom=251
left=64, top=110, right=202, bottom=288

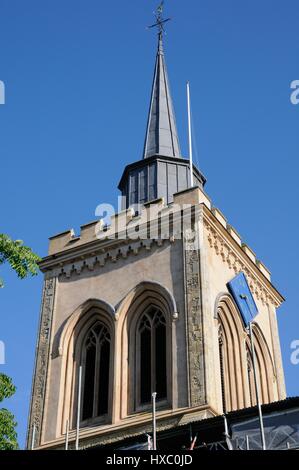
left=42, top=238, right=173, bottom=280
left=34, top=405, right=213, bottom=450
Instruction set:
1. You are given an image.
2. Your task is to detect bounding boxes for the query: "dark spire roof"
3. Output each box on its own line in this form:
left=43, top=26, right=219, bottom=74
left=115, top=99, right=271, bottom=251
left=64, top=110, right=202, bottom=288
left=143, top=33, right=181, bottom=159
left=118, top=5, right=206, bottom=210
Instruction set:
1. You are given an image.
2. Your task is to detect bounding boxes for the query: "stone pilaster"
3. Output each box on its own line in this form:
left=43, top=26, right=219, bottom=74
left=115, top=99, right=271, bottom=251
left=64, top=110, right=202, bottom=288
left=27, top=276, right=57, bottom=449
left=184, top=227, right=206, bottom=407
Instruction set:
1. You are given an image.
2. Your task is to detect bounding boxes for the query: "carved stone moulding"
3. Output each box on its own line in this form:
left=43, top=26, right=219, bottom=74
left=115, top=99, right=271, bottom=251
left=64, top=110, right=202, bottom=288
left=28, top=277, right=57, bottom=449
left=44, top=238, right=176, bottom=281
left=203, top=218, right=279, bottom=307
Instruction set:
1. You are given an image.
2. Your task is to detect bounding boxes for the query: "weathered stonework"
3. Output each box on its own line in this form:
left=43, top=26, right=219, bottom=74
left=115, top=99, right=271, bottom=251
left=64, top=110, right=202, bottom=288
left=184, top=229, right=206, bottom=407
left=44, top=238, right=168, bottom=281
left=27, top=277, right=57, bottom=449
left=35, top=406, right=214, bottom=450
left=203, top=217, right=280, bottom=307
left=27, top=187, right=286, bottom=449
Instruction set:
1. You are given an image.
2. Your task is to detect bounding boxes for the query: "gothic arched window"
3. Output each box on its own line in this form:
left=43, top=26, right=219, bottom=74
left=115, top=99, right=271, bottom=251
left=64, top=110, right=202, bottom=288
left=245, top=325, right=275, bottom=406
left=81, top=322, right=111, bottom=422
left=136, top=307, right=167, bottom=407
left=217, top=296, right=248, bottom=412
left=217, top=295, right=275, bottom=413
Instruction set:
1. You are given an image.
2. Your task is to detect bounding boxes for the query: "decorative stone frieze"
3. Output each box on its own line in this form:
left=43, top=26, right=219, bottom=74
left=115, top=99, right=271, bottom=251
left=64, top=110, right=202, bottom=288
left=184, top=229, right=206, bottom=407
left=203, top=217, right=281, bottom=307
left=44, top=238, right=173, bottom=280
left=27, top=277, right=57, bottom=448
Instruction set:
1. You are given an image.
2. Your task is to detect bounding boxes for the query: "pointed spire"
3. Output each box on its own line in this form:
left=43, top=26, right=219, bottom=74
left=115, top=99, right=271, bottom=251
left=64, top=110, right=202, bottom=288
left=143, top=33, right=181, bottom=159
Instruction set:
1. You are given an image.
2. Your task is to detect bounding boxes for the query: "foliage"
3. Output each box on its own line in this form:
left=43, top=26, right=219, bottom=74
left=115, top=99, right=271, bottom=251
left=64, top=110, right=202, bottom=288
left=0, top=374, right=18, bottom=450
left=0, top=234, right=41, bottom=288
left=0, top=374, right=16, bottom=402
left=0, top=235, right=39, bottom=448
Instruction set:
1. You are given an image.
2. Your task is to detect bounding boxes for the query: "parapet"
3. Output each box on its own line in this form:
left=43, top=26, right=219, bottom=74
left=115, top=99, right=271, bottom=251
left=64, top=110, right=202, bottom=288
left=47, top=185, right=271, bottom=281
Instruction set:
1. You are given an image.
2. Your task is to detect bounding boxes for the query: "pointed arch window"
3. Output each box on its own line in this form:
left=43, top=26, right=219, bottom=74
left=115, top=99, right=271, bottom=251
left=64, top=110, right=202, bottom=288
left=81, top=322, right=111, bottom=421
left=216, top=296, right=275, bottom=413
left=245, top=327, right=274, bottom=406
left=217, top=297, right=247, bottom=412
left=136, top=307, right=167, bottom=407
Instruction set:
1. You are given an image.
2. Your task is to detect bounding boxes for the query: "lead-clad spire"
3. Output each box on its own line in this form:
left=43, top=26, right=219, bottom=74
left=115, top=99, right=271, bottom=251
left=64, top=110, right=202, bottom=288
left=143, top=6, right=181, bottom=159
left=118, top=3, right=206, bottom=210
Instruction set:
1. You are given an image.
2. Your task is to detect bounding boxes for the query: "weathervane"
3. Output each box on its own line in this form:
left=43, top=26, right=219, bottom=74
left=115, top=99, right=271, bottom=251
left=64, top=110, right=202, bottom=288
left=147, top=1, right=171, bottom=38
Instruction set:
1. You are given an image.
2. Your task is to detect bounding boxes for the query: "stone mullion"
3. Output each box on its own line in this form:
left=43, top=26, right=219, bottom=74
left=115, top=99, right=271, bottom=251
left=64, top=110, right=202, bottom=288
left=94, top=339, right=101, bottom=418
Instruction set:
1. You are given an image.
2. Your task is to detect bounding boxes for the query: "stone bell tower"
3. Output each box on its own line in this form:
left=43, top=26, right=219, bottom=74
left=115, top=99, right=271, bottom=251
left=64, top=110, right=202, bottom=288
left=27, top=6, right=286, bottom=450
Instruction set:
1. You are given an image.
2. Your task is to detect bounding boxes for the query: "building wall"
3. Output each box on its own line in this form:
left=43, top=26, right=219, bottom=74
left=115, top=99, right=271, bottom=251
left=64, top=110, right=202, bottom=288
left=202, top=217, right=286, bottom=415
left=41, top=240, right=191, bottom=444
left=28, top=188, right=286, bottom=449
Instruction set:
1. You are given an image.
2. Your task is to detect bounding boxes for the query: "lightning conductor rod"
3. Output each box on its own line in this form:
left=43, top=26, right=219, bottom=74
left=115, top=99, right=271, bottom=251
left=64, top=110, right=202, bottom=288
left=249, top=321, right=266, bottom=450
left=152, top=392, right=157, bottom=451
left=187, top=81, right=194, bottom=187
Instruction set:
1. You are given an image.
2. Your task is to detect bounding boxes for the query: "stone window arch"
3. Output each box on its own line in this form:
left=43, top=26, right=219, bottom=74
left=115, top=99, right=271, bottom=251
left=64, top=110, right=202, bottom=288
left=72, top=314, right=114, bottom=428
left=136, top=306, right=167, bottom=407
left=217, top=295, right=248, bottom=412
left=55, top=300, right=115, bottom=434
left=245, top=323, right=275, bottom=405
left=216, top=294, right=275, bottom=413
left=117, top=281, right=178, bottom=416
left=81, top=321, right=111, bottom=421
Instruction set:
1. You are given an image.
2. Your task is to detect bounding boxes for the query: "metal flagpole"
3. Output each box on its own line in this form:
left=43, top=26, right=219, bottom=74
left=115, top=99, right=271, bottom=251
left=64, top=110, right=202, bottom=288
left=31, top=424, right=36, bottom=450
left=249, top=322, right=266, bottom=450
left=65, top=419, right=69, bottom=450
left=187, top=81, right=194, bottom=187
left=75, top=365, right=82, bottom=451
left=152, top=392, right=157, bottom=450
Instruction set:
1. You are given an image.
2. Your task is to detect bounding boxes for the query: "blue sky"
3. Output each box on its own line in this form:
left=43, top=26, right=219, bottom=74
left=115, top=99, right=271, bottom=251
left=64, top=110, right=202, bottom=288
left=0, top=0, right=298, bottom=449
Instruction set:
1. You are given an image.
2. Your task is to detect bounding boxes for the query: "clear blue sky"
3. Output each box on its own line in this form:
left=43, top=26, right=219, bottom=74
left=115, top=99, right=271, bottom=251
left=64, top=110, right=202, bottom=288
left=0, top=0, right=298, bottom=449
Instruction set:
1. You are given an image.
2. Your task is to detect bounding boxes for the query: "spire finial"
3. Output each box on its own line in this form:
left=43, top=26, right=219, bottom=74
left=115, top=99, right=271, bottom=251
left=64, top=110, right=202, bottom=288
left=147, top=1, right=171, bottom=40
left=143, top=1, right=181, bottom=160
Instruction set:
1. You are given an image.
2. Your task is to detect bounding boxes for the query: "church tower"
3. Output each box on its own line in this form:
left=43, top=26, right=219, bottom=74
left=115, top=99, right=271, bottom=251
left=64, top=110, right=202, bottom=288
left=27, top=5, right=286, bottom=450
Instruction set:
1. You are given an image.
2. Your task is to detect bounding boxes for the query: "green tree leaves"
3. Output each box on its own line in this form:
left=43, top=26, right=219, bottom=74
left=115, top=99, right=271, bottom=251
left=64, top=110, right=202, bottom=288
left=0, top=236, right=40, bottom=448
left=0, top=374, right=18, bottom=450
left=0, top=234, right=40, bottom=288
left=0, top=374, right=16, bottom=402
